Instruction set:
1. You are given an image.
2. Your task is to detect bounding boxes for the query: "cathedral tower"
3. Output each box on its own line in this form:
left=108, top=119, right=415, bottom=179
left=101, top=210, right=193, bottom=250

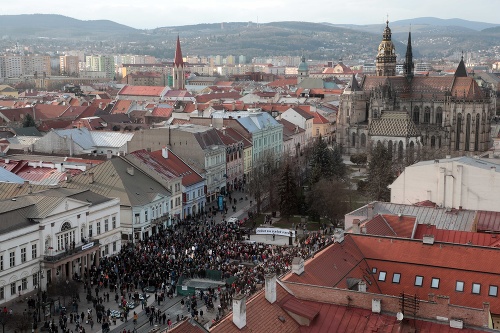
left=172, top=35, right=185, bottom=90
left=403, top=31, right=414, bottom=80
left=376, top=20, right=397, bottom=76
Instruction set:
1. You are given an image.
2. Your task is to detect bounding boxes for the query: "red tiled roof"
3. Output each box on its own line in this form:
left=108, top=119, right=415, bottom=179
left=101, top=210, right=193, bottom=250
left=34, top=104, right=69, bottom=120
left=267, top=78, right=298, bottom=88
left=60, top=106, right=88, bottom=119
left=195, top=92, right=242, bottom=104
left=414, top=224, right=500, bottom=247
left=129, top=149, right=204, bottom=187
left=382, top=214, right=416, bottom=238
left=306, top=110, right=330, bottom=124
left=361, top=214, right=397, bottom=237
left=111, top=100, right=132, bottom=114
left=150, top=107, right=173, bottom=118
left=0, top=107, right=33, bottom=122
left=118, top=85, right=166, bottom=97
left=280, top=297, right=319, bottom=321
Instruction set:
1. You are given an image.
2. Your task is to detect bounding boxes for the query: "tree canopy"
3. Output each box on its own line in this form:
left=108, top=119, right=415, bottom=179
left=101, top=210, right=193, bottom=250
left=366, top=144, right=394, bottom=201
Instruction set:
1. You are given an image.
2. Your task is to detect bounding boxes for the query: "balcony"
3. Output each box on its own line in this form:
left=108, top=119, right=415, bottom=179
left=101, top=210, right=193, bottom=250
left=43, top=240, right=100, bottom=263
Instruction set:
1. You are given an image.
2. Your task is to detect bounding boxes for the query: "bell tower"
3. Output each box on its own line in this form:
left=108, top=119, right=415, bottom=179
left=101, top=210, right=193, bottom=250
left=376, top=20, right=397, bottom=76
left=172, top=35, right=185, bottom=90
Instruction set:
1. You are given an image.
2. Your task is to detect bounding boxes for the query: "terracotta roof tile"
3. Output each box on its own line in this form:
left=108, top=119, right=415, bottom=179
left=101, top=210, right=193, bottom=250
left=118, top=85, right=166, bottom=97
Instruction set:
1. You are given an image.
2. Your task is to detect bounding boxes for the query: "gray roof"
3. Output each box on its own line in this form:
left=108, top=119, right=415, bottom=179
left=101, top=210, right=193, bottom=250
left=66, top=157, right=171, bottom=207
left=0, top=167, right=25, bottom=184
left=236, top=112, right=282, bottom=134
left=11, top=127, right=42, bottom=137
left=348, top=201, right=476, bottom=231
left=53, top=128, right=95, bottom=150
left=90, top=131, right=134, bottom=148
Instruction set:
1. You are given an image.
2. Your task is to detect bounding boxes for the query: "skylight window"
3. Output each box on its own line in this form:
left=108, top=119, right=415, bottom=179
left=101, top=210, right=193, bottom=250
left=392, top=273, right=401, bottom=284
left=414, top=276, right=423, bottom=287
left=456, top=281, right=464, bottom=292
left=489, top=285, right=498, bottom=297
left=378, top=271, right=386, bottom=282
left=472, top=283, right=481, bottom=294
left=431, top=278, right=440, bottom=289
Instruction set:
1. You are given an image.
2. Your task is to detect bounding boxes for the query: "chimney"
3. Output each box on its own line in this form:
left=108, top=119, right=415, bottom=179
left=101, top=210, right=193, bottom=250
left=232, top=293, right=246, bottom=329
left=372, top=299, right=381, bottom=313
left=4, top=159, right=9, bottom=164
left=66, top=171, right=72, bottom=183
left=127, top=167, right=134, bottom=176
left=357, top=280, right=367, bottom=292
left=28, top=184, right=33, bottom=194
left=334, top=229, right=345, bottom=243
left=292, top=257, right=304, bottom=275
left=367, top=204, right=374, bottom=219
left=423, top=234, right=435, bottom=245
left=24, top=180, right=29, bottom=186
left=89, top=172, right=94, bottom=184
left=265, top=273, right=276, bottom=304
left=352, top=219, right=361, bottom=234
left=162, top=147, right=169, bottom=159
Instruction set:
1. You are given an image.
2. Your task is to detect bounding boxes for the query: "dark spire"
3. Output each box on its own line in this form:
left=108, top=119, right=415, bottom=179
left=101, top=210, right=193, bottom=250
left=174, top=35, right=184, bottom=68
left=345, top=74, right=361, bottom=92
left=454, top=53, right=467, bottom=77
left=403, top=31, right=414, bottom=80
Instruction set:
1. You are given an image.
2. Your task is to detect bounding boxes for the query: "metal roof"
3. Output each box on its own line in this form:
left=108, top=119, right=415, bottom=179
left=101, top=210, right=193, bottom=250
left=0, top=167, right=25, bottom=184
left=90, top=131, right=134, bottom=148
left=348, top=201, right=476, bottom=231
left=412, top=156, right=500, bottom=172
left=53, top=128, right=95, bottom=150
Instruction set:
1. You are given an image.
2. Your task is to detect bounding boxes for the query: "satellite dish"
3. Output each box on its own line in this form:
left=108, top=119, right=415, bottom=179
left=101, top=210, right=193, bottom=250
left=396, top=312, right=404, bottom=321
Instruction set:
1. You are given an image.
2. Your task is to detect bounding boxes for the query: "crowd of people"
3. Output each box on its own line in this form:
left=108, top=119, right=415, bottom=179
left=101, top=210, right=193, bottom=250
left=68, top=213, right=335, bottom=332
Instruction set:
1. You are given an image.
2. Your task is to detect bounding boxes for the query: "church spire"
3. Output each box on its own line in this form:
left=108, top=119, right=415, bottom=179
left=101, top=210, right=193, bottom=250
left=172, top=35, right=186, bottom=89
left=403, top=30, right=414, bottom=80
left=174, top=35, right=184, bottom=68
left=454, top=52, right=467, bottom=77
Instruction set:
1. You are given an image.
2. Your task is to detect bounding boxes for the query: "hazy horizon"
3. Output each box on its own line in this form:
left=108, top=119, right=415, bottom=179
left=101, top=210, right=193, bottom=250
left=1, top=0, right=499, bottom=29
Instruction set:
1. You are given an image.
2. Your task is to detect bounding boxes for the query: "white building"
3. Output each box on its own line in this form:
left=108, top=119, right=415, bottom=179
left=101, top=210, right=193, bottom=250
left=0, top=187, right=121, bottom=304
left=389, top=156, right=500, bottom=211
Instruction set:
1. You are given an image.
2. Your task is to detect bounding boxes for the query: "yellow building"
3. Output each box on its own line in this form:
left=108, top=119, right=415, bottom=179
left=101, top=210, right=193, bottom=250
left=0, top=85, right=18, bottom=98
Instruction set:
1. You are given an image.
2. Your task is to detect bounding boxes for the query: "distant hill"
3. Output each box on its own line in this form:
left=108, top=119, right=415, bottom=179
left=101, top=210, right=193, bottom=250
left=0, top=14, right=140, bottom=39
left=392, top=17, right=499, bottom=31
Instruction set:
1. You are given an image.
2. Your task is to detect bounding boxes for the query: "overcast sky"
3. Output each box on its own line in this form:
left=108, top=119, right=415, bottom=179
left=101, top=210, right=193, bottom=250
left=1, top=0, right=498, bottom=29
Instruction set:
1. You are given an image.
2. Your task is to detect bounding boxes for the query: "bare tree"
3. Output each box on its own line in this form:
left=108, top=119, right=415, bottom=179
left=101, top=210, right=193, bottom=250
left=247, top=151, right=279, bottom=214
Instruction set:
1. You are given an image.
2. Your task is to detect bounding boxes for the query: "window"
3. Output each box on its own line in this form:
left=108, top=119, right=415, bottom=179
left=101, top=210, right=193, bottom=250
left=104, top=219, right=109, bottom=232
left=57, top=222, right=75, bottom=251
left=9, top=251, right=15, bottom=267
left=489, top=285, right=498, bottom=297
left=0, top=287, right=3, bottom=300
left=89, top=224, right=93, bottom=237
left=113, top=242, right=117, bottom=252
left=392, top=273, right=401, bottom=284
left=414, top=276, right=423, bottom=286
left=21, top=278, right=27, bottom=290
left=472, top=283, right=481, bottom=294
left=431, top=278, right=440, bottom=289
left=145, top=211, right=148, bottom=222
left=372, top=267, right=377, bottom=274
left=134, top=213, right=140, bottom=224
left=423, top=107, right=431, bottom=123
left=456, top=281, right=464, bottom=292
left=0, top=255, right=3, bottom=271
left=104, top=245, right=109, bottom=256
left=97, top=222, right=101, bottom=235
left=378, top=271, right=386, bottom=281
left=33, top=274, right=38, bottom=287
left=10, top=283, right=15, bottom=296
left=112, top=216, right=116, bottom=229
left=20, top=248, right=26, bottom=263
left=413, top=106, right=420, bottom=123
left=32, top=244, right=37, bottom=259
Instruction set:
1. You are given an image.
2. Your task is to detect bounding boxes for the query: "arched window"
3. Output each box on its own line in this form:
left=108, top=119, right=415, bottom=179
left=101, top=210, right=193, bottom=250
left=423, top=107, right=430, bottom=124
left=387, top=140, right=393, bottom=159
left=360, top=133, right=366, bottom=147
left=465, top=113, right=471, bottom=151
left=475, top=114, right=480, bottom=151
left=456, top=113, right=462, bottom=151
left=352, top=132, right=356, bottom=147
left=413, top=106, right=420, bottom=123
left=435, top=107, right=443, bottom=126
left=430, top=136, right=436, bottom=148
left=408, top=141, right=415, bottom=165
left=398, top=141, right=404, bottom=161
left=61, top=222, right=72, bottom=232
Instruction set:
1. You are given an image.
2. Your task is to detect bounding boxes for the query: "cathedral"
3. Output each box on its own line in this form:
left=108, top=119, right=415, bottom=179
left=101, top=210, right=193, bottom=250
left=337, top=21, right=495, bottom=161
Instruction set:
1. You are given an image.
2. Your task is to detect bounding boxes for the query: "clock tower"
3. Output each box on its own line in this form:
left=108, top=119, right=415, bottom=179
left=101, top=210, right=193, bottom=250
left=375, top=20, right=397, bottom=76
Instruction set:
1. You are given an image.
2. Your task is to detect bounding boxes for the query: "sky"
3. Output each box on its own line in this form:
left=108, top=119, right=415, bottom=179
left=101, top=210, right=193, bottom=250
left=1, top=0, right=499, bottom=29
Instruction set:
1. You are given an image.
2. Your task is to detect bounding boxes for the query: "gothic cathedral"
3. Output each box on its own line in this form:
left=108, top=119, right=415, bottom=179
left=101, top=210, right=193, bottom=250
left=337, top=21, right=495, bottom=162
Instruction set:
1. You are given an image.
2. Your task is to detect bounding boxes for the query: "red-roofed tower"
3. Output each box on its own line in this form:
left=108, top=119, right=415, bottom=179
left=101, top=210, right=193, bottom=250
left=172, top=35, right=185, bottom=90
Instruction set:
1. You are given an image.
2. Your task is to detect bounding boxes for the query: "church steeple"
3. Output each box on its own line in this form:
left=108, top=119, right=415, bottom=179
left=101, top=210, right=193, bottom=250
left=376, top=20, right=397, bottom=76
left=403, top=30, right=414, bottom=80
left=454, top=53, right=468, bottom=77
left=172, top=35, right=185, bottom=90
